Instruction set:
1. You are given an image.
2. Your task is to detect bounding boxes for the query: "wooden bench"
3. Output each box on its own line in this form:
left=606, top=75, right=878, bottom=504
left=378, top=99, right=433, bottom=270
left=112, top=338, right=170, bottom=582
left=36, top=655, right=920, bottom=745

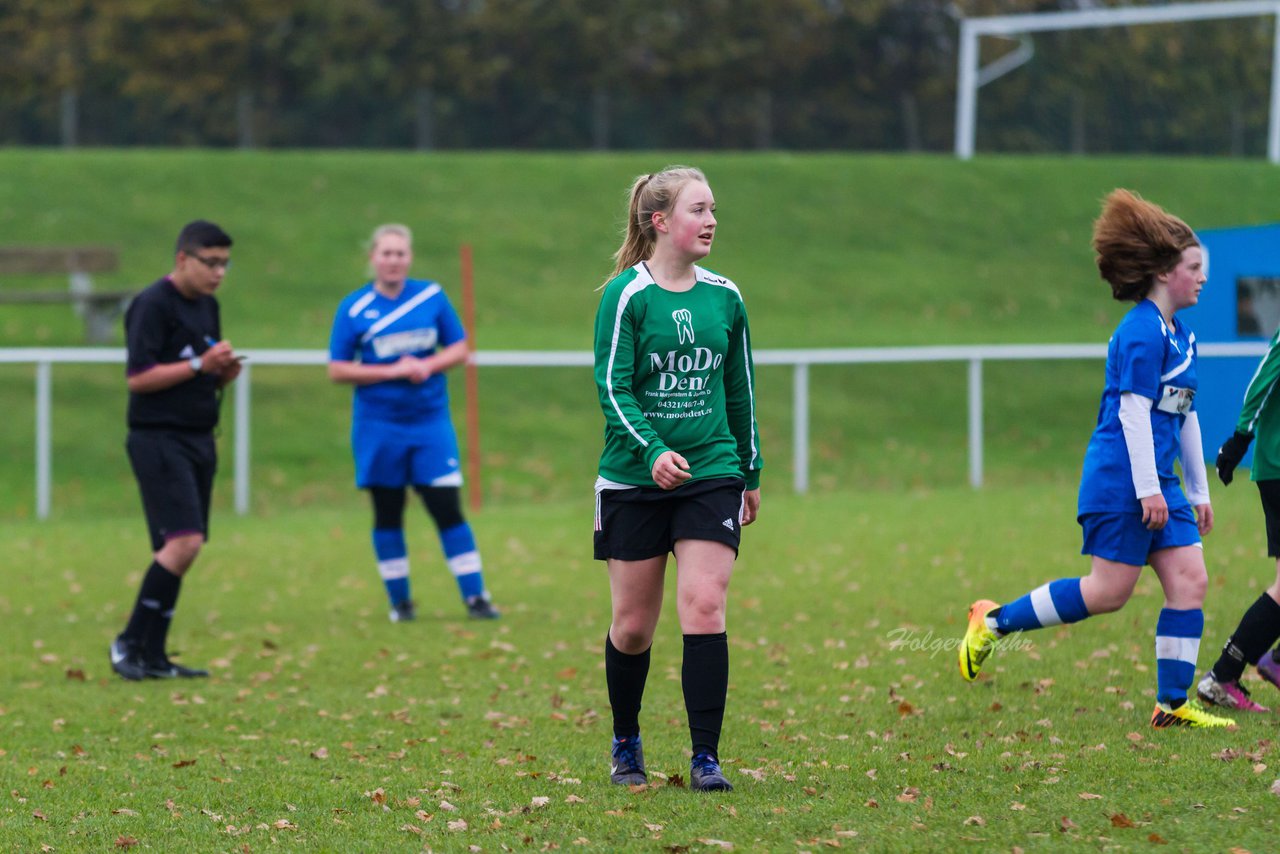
left=0, top=246, right=131, bottom=343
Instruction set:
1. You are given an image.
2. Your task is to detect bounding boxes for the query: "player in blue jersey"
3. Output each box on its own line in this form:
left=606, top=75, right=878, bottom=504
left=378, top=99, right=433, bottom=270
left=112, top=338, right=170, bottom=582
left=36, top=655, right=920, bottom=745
left=328, top=224, right=498, bottom=622
left=959, top=189, right=1233, bottom=729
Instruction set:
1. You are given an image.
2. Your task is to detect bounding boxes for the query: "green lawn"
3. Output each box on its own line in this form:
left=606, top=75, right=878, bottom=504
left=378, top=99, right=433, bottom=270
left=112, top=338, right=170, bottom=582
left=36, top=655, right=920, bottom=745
left=5, top=484, right=1280, bottom=852
left=5, top=150, right=1280, bottom=851
left=3, top=151, right=1276, bottom=520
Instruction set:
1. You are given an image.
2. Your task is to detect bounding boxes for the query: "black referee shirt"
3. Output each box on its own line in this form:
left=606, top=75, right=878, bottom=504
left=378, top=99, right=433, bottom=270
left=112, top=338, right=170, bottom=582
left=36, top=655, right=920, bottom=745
left=124, top=277, right=223, bottom=432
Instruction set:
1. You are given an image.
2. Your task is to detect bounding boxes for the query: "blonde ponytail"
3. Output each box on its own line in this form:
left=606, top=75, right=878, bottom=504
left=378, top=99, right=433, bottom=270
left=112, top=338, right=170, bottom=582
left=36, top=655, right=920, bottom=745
left=606, top=165, right=707, bottom=282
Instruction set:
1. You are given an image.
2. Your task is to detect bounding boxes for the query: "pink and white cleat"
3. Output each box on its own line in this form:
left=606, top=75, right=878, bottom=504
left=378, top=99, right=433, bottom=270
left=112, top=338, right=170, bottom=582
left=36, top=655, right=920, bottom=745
left=1197, top=671, right=1270, bottom=712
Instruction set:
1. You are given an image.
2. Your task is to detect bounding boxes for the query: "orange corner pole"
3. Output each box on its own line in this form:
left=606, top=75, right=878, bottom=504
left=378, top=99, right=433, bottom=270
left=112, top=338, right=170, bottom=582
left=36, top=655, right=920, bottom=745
left=461, top=243, right=482, bottom=513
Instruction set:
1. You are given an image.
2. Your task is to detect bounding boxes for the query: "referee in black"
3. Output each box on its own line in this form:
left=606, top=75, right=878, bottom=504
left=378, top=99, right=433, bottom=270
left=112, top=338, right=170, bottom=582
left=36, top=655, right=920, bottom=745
left=109, top=220, right=242, bottom=681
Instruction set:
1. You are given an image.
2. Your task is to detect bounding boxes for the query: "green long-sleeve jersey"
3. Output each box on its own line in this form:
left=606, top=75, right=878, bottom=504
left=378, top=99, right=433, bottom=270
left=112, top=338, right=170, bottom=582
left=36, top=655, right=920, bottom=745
left=594, top=263, right=763, bottom=490
left=1236, top=327, right=1280, bottom=481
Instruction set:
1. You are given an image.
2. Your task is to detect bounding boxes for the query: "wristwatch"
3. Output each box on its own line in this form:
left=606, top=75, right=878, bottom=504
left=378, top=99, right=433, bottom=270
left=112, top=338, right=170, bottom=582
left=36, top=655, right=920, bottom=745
left=188, top=355, right=204, bottom=374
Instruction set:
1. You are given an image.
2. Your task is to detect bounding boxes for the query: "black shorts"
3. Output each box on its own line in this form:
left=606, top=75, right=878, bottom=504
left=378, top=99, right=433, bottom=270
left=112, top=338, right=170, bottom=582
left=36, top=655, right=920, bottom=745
left=594, top=476, right=745, bottom=561
left=1258, top=479, right=1280, bottom=557
left=126, top=429, right=217, bottom=552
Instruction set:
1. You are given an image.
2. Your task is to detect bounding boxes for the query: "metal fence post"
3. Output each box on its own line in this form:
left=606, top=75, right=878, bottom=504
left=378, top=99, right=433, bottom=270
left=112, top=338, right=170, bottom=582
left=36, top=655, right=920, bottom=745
left=968, top=358, right=983, bottom=488
left=235, top=363, right=251, bottom=515
left=36, top=360, right=52, bottom=519
left=793, top=362, right=809, bottom=494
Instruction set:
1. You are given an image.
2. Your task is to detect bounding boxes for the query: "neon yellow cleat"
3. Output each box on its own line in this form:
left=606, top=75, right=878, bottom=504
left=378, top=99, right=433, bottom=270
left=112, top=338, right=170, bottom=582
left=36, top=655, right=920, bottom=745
left=1150, top=700, right=1236, bottom=729
left=959, top=599, right=1000, bottom=682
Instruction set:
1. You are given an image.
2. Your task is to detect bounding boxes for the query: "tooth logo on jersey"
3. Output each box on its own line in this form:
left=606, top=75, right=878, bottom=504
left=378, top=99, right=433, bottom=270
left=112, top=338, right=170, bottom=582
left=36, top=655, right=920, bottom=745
left=672, top=309, right=695, bottom=345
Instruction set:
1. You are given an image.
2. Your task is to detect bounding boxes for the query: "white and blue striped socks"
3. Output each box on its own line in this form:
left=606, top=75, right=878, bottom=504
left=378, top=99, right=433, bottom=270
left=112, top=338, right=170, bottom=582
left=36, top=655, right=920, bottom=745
left=994, top=578, right=1090, bottom=634
left=373, top=527, right=411, bottom=606
left=1155, top=607, right=1203, bottom=707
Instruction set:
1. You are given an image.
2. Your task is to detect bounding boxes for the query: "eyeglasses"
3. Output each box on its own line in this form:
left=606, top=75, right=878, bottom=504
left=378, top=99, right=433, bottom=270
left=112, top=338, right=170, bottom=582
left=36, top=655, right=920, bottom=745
left=187, top=253, right=231, bottom=270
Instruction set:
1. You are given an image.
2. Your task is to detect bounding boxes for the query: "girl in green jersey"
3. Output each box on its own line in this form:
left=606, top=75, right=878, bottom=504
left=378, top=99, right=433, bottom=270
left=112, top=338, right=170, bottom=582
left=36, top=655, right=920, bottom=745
left=1198, top=331, right=1280, bottom=710
left=593, top=166, right=763, bottom=792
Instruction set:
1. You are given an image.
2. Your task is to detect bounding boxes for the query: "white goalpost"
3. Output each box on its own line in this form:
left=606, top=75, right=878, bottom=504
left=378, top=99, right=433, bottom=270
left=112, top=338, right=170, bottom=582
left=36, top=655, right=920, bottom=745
left=954, top=0, right=1280, bottom=162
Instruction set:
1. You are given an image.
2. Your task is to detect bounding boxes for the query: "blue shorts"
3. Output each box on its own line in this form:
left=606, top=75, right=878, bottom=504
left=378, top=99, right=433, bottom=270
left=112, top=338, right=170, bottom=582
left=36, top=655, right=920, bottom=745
left=352, top=413, right=462, bottom=489
left=1078, top=505, right=1201, bottom=566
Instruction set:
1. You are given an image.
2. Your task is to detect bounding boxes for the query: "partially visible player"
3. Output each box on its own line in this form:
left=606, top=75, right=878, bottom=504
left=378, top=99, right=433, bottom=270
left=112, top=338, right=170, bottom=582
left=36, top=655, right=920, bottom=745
left=328, top=224, right=498, bottom=622
left=594, top=166, right=763, bottom=792
left=1195, top=329, right=1280, bottom=711
left=959, top=189, right=1233, bottom=729
left=111, top=219, right=241, bottom=681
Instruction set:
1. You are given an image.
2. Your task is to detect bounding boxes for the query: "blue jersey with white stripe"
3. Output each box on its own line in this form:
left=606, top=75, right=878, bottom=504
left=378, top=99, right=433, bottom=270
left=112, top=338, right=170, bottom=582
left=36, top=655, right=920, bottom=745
left=1078, top=299, right=1197, bottom=515
left=329, top=278, right=466, bottom=422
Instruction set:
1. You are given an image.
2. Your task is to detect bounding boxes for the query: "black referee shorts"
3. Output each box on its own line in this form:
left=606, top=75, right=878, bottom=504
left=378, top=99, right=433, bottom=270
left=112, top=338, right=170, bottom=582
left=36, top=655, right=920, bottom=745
left=594, top=476, right=745, bottom=561
left=126, top=429, right=217, bottom=552
left=1257, top=479, right=1280, bottom=557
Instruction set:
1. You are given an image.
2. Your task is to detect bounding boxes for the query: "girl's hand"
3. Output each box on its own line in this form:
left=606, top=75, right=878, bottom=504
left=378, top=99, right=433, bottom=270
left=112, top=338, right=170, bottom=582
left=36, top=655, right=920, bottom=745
left=651, top=450, right=692, bottom=490
left=1140, top=493, right=1168, bottom=530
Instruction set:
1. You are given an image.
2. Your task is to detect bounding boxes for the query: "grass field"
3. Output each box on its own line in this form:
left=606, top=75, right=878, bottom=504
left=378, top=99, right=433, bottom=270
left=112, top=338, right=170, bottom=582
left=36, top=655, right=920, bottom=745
left=5, top=484, right=1280, bottom=852
left=3, top=151, right=1278, bottom=519
left=6, top=151, right=1280, bottom=851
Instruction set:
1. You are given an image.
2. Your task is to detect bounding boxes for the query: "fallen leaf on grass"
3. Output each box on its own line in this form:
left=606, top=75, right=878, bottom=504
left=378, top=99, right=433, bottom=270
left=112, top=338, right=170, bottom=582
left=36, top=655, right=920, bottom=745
left=447, top=819, right=468, bottom=831
left=173, top=759, right=196, bottom=769
left=1148, top=833, right=1167, bottom=844
left=112, top=808, right=139, bottom=816
left=65, top=669, right=85, bottom=681
left=33, top=810, right=47, bottom=821
left=963, top=816, right=985, bottom=826
left=896, top=787, right=919, bottom=803
left=565, top=795, right=585, bottom=804
left=1077, top=793, right=1103, bottom=800
left=696, top=840, right=733, bottom=850
left=531, top=797, right=550, bottom=808
left=272, top=819, right=297, bottom=831
left=1110, top=813, right=1136, bottom=828
left=645, top=823, right=664, bottom=832
left=114, top=837, right=139, bottom=849
left=310, top=748, right=328, bottom=759
left=1058, top=817, right=1077, bottom=832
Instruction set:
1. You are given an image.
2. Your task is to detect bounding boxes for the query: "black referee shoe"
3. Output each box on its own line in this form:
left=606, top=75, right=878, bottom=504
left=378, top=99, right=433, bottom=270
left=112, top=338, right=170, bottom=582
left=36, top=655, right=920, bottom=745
left=109, top=637, right=149, bottom=681
left=143, top=652, right=210, bottom=679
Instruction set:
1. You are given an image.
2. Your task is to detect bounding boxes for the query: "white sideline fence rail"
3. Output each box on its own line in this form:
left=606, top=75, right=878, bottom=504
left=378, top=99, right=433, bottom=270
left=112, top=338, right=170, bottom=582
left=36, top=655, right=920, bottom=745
left=3, top=343, right=1272, bottom=520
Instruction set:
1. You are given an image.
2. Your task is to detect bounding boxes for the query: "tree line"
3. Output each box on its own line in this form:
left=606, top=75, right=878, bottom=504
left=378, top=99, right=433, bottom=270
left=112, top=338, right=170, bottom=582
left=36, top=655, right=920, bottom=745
left=1, top=0, right=1273, bottom=154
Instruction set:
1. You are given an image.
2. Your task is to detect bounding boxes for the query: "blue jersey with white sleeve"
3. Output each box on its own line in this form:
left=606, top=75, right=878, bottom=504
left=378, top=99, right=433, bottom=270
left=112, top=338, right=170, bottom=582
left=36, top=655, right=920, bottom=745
left=1078, top=299, right=1197, bottom=516
left=328, top=279, right=466, bottom=423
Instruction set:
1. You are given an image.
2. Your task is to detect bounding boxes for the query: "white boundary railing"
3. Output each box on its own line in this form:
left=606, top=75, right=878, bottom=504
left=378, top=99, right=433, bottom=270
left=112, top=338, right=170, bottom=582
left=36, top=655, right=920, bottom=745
left=2, top=343, right=1272, bottom=519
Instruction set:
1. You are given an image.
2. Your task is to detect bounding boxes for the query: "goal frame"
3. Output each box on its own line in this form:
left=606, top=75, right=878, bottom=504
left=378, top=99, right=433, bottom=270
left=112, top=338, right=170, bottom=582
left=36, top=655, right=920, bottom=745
left=954, top=0, right=1280, bottom=162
